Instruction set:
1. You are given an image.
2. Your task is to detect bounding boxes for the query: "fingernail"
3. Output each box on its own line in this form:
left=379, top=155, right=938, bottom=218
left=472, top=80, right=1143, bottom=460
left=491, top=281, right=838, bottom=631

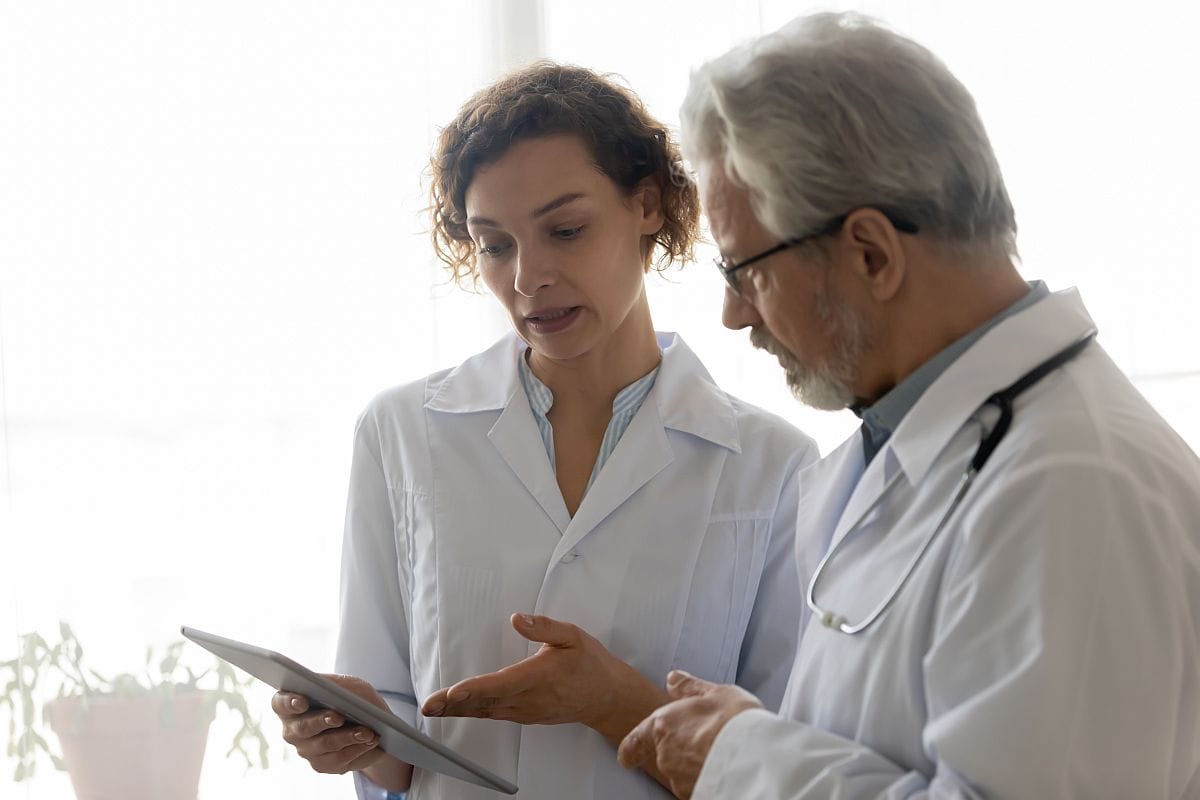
left=425, top=700, right=444, bottom=716
left=324, top=714, right=336, bottom=726
left=447, top=687, right=470, bottom=702
left=289, top=697, right=302, bottom=710
left=617, top=740, right=636, bottom=768
left=668, top=669, right=691, bottom=683
left=518, top=614, right=534, bottom=627
left=354, top=730, right=370, bottom=741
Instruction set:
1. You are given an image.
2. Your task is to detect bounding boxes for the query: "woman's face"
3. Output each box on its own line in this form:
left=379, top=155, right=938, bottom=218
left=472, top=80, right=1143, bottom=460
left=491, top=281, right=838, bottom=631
left=464, top=134, right=664, bottom=361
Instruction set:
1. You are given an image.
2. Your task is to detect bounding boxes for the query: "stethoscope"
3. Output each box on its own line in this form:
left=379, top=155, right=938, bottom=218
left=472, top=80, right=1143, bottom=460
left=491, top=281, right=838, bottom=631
left=806, top=331, right=1098, bottom=635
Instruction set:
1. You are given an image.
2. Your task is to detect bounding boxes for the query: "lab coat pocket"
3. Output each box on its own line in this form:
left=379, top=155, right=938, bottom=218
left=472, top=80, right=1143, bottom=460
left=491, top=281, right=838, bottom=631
left=671, top=514, right=771, bottom=684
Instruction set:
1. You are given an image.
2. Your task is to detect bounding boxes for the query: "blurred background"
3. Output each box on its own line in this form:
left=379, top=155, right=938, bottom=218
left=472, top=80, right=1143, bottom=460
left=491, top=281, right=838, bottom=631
left=2, top=0, right=1197, bottom=797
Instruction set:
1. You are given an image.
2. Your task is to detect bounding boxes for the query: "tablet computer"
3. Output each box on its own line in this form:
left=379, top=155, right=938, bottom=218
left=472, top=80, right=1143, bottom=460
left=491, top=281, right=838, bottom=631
left=181, top=625, right=518, bottom=795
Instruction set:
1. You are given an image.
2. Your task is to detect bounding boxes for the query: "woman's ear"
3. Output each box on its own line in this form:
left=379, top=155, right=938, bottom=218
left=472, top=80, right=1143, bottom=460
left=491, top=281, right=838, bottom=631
left=635, top=179, right=666, bottom=236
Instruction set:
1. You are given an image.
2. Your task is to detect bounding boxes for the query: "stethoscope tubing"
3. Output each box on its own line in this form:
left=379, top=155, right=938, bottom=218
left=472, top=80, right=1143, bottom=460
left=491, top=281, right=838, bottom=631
left=806, top=331, right=1098, bottom=636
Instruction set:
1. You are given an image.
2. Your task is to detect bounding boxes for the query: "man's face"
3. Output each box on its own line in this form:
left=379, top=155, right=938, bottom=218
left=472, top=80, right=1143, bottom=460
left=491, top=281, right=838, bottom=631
left=697, top=162, right=872, bottom=410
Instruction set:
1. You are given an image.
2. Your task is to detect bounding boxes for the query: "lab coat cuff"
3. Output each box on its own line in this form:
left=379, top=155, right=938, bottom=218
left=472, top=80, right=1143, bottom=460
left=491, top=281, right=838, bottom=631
left=379, top=691, right=420, bottom=728
left=352, top=770, right=395, bottom=800
left=692, top=707, right=777, bottom=799
left=351, top=695, right=418, bottom=799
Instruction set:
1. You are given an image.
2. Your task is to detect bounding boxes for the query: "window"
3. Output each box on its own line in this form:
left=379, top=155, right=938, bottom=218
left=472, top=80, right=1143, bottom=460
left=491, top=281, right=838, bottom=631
left=2, top=2, right=1195, bottom=797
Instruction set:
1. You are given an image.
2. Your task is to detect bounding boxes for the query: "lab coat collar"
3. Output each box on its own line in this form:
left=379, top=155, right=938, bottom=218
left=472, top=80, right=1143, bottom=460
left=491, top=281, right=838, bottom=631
left=422, top=331, right=741, bottom=453
left=887, top=286, right=1098, bottom=487
left=653, top=332, right=742, bottom=454
left=796, top=433, right=865, bottom=556
left=423, top=334, right=523, bottom=413
left=552, top=333, right=739, bottom=558
left=822, top=287, right=1098, bottom=555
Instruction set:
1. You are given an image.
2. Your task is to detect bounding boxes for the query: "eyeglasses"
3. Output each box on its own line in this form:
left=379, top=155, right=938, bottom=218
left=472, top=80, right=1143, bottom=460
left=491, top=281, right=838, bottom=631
left=715, top=210, right=920, bottom=295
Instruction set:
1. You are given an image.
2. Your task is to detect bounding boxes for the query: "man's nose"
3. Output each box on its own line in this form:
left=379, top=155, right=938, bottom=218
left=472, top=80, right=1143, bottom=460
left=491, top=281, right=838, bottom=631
left=721, top=285, right=763, bottom=330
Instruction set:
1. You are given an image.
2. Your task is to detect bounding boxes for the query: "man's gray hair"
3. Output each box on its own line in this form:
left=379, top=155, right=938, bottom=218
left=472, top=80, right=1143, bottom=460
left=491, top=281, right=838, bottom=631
left=680, top=12, right=1017, bottom=257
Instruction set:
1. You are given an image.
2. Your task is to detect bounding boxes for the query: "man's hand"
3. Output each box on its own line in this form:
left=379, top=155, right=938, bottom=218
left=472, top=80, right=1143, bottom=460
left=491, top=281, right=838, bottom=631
left=617, top=670, right=762, bottom=799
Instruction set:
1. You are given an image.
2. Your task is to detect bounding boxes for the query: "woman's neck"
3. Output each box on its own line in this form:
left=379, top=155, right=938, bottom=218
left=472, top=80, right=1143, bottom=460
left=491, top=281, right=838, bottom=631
left=528, top=299, right=661, bottom=417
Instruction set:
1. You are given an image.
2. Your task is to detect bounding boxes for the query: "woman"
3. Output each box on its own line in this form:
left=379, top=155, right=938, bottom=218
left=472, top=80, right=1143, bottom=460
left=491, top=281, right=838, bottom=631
left=273, top=63, right=817, bottom=799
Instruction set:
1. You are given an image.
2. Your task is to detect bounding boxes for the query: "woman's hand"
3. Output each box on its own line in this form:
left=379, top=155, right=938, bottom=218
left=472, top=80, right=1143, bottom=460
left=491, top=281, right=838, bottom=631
left=421, top=614, right=669, bottom=745
left=272, top=675, right=385, bottom=774
left=272, top=674, right=412, bottom=792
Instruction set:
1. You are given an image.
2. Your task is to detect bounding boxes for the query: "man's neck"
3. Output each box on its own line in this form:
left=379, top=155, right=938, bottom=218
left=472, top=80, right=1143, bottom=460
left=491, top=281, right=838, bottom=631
left=857, top=260, right=1030, bottom=404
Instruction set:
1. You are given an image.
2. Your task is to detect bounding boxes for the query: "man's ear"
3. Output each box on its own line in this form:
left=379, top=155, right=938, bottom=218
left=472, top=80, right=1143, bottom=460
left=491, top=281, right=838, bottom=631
left=841, top=208, right=906, bottom=302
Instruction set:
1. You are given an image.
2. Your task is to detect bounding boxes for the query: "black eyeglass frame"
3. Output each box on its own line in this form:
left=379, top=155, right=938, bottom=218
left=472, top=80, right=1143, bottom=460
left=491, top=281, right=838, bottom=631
left=716, top=209, right=920, bottom=294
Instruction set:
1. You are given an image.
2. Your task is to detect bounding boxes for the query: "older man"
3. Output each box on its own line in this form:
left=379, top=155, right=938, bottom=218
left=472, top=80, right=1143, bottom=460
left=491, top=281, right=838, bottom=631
left=619, top=12, right=1200, bottom=799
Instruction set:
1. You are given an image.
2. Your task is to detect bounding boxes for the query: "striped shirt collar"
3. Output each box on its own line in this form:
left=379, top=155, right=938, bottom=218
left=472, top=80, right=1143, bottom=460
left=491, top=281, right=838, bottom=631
left=517, top=348, right=660, bottom=488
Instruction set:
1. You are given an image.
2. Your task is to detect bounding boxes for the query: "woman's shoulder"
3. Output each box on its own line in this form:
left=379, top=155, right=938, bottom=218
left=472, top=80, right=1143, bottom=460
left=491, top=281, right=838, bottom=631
left=361, top=366, right=456, bottom=418
left=360, top=333, right=520, bottom=421
left=657, top=333, right=817, bottom=462
left=724, top=393, right=818, bottom=459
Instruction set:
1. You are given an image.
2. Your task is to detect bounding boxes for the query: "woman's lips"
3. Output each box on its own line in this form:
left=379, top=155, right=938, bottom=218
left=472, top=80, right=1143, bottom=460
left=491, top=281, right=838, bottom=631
left=524, top=306, right=582, bottom=334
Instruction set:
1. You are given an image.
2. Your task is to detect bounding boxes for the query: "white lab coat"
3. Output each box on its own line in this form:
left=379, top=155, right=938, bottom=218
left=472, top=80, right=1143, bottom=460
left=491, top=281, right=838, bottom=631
left=694, top=288, right=1200, bottom=799
left=336, top=332, right=818, bottom=799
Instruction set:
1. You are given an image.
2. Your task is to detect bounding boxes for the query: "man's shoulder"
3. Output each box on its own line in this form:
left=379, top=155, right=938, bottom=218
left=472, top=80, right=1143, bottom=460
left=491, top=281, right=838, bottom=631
left=975, top=343, right=1200, bottom=509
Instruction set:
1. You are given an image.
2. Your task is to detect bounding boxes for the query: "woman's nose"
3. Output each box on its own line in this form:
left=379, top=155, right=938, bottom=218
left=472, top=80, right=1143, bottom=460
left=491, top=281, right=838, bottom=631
left=513, top=247, right=556, bottom=297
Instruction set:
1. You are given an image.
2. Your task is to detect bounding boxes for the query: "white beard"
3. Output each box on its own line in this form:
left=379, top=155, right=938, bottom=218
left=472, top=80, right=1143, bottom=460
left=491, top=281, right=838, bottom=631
left=750, top=281, right=869, bottom=411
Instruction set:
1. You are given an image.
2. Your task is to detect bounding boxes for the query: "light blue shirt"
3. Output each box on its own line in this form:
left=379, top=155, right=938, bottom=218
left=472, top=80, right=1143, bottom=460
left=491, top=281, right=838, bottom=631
left=518, top=348, right=660, bottom=495
left=856, top=281, right=1050, bottom=465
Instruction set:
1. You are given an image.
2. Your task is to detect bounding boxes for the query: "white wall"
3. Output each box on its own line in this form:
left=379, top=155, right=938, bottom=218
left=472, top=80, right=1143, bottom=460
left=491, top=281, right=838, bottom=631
left=1, top=2, right=1196, bottom=797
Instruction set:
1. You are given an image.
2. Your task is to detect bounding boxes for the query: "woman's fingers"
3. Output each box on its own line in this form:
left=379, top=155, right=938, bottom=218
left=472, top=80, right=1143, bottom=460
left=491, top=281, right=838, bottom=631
left=273, top=679, right=389, bottom=776
left=286, top=716, right=381, bottom=774
left=281, top=708, right=333, bottom=744
left=300, top=735, right=381, bottom=774
left=294, top=722, right=378, bottom=755
left=271, top=690, right=309, bottom=717
left=510, top=613, right=583, bottom=648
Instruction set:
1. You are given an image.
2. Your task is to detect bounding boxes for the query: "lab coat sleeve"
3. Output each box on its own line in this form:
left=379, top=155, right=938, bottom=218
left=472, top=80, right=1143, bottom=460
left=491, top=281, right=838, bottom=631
left=732, top=441, right=817, bottom=711
left=333, top=408, right=418, bottom=799
left=693, top=454, right=1198, bottom=798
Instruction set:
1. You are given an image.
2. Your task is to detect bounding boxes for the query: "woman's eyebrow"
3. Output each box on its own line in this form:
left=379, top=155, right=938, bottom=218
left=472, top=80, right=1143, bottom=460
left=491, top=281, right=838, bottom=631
left=468, top=192, right=588, bottom=228
left=531, top=192, right=587, bottom=218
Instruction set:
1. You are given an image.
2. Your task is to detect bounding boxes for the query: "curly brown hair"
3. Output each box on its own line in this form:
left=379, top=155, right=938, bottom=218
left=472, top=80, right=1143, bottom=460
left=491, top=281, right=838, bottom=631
left=429, top=61, right=700, bottom=286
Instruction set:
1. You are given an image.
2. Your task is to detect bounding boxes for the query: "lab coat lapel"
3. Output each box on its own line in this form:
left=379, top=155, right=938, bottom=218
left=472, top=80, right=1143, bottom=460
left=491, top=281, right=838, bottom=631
left=487, top=396, right=572, bottom=535
left=552, top=398, right=673, bottom=561
left=819, top=288, right=1097, bottom=552
left=799, top=433, right=868, bottom=556
left=425, top=332, right=572, bottom=535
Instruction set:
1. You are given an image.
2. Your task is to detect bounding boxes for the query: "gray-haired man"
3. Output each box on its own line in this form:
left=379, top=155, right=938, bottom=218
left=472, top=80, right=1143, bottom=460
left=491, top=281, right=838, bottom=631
left=620, top=12, right=1200, bottom=799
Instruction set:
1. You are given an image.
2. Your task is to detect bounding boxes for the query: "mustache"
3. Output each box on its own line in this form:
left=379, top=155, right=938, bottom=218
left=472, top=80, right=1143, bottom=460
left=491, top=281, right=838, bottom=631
left=750, top=327, right=788, bottom=359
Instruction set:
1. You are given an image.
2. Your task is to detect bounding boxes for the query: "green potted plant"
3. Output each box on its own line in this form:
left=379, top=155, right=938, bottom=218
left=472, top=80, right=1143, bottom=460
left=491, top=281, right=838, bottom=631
left=1, top=621, right=271, bottom=800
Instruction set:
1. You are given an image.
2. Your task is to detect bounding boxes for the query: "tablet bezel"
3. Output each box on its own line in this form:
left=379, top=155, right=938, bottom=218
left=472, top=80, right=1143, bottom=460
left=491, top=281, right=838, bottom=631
left=180, top=625, right=518, bottom=795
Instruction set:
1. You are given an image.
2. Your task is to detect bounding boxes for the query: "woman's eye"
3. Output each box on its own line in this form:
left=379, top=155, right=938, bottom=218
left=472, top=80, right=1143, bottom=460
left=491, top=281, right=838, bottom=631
left=553, top=225, right=585, bottom=240
left=477, top=242, right=510, bottom=257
